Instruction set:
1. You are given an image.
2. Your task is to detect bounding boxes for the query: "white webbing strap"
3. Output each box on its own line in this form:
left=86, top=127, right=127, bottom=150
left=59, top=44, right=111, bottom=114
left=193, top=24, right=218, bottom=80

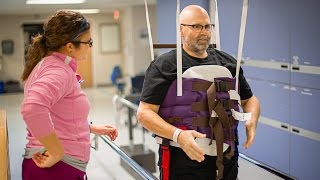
left=235, top=0, right=249, bottom=92
left=228, top=90, right=241, bottom=105
left=176, top=0, right=182, bottom=96
left=231, top=109, right=251, bottom=121
left=144, top=0, right=154, bottom=60
left=214, top=0, right=221, bottom=50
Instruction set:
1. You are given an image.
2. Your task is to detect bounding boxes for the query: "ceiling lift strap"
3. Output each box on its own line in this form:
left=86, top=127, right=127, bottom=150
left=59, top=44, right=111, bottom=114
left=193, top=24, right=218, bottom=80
left=144, top=0, right=154, bottom=60
left=235, top=0, right=249, bottom=93
left=176, top=0, right=182, bottom=96
left=214, top=0, right=221, bottom=50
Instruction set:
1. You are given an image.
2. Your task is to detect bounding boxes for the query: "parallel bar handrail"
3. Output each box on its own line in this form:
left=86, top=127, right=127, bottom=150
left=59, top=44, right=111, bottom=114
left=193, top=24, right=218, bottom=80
left=113, top=94, right=140, bottom=146
left=113, top=94, right=138, bottom=111
left=99, top=135, right=157, bottom=180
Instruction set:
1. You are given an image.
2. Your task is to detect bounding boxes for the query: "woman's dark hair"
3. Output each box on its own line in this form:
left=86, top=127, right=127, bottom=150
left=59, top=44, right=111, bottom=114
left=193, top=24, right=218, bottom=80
left=21, top=10, right=90, bottom=81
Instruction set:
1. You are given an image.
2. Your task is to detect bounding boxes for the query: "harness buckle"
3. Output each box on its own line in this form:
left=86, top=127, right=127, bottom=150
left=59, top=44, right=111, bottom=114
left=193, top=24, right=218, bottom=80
left=215, top=81, right=227, bottom=92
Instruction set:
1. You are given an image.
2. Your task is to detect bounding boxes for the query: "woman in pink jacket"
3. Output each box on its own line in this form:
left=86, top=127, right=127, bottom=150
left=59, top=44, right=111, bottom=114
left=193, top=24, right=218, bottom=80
left=20, top=10, right=118, bottom=180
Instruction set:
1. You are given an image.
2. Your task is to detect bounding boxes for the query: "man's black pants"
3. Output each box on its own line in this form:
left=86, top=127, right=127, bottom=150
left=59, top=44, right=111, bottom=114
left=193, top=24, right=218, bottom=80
left=159, top=146, right=239, bottom=180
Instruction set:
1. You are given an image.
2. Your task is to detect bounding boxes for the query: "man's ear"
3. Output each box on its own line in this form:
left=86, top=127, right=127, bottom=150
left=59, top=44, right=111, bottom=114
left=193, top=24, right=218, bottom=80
left=180, top=26, right=184, bottom=37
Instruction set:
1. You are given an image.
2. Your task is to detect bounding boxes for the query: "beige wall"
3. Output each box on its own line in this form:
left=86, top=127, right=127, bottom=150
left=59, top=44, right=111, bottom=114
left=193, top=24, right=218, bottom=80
left=86, top=13, right=123, bottom=86
left=0, top=15, right=44, bottom=84
left=0, top=5, right=157, bottom=88
left=132, top=5, right=157, bottom=75
left=120, top=5, right=157, bottom=93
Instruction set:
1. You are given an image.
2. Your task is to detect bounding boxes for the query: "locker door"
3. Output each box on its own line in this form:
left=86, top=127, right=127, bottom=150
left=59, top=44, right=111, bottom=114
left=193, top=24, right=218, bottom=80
left=246, top=79, right=289, bottom=123
left=238, top=79, right=290, bottom=174
left=290, top=134, right=320, bottom=180
left=290, top=0, right=320, bottom=89
left=242, top=66, right=289, bottom=84
left=290, top=0, right=320, bottom=67
left=290, top=87, right=320, bottom=133
left=238, top=122, right=290, bottom=174
left=218, top=0, right=242, bottom=56
left=241, top=0, right=290, bottom=83
left=259, top=0, right=290, bottom=63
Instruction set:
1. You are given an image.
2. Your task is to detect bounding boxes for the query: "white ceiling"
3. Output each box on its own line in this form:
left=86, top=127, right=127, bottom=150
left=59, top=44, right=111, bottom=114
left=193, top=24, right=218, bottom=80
left=0, top=0, right=156, bottom=15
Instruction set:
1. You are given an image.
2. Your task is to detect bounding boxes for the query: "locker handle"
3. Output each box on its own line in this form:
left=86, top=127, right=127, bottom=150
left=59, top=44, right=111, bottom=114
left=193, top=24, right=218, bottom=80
left=292, top=128, right=300, bottom=134
left=281, top=64, right=288, bottom=69
left=292, top=66, right=300, bottom=71
left=281, top=124, right=288, bottom=129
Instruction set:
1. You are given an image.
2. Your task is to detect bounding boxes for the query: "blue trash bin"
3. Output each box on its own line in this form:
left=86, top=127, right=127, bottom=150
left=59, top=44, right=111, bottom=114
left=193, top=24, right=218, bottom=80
left=0, top=81, right=4, bottom=94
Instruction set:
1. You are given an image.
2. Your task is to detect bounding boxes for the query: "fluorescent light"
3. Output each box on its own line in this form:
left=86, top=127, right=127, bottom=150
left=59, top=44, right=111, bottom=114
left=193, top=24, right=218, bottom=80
left=26, top=0, right=86, bottom=4
left=69, top=9, right=100, bottom=14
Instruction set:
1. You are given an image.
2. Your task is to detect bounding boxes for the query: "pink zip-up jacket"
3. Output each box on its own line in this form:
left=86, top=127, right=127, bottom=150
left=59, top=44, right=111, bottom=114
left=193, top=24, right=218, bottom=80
left=21, top=52, right=91, bottom=162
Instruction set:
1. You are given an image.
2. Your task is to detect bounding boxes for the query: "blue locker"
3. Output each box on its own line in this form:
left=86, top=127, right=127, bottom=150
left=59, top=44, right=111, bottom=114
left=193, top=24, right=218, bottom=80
left=290, top=0, right=320, bottom=67
left=219, top=0, right=290, bottom=62
left=246, top=79, right=290, bottom=124
left=243, top=66, right=290, bottom=84
left=290, top=71, right=320, bottom=90
left=290, top=87, right=320, bottom=133
left=258, top=0, right=290, bottom=63
left=290, top=134, right=320, bottom=180
left=290, top=0, right=320, bottom=89
left=218, top=0, right=242, bottom=56
left=242, top=0, right=261, bottom=59
left=238, top=123, right=290, bottom=174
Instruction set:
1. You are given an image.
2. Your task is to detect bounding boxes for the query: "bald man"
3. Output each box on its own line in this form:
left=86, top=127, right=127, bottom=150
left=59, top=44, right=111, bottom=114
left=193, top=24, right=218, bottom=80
left=137, top=5, right=260, bottom=180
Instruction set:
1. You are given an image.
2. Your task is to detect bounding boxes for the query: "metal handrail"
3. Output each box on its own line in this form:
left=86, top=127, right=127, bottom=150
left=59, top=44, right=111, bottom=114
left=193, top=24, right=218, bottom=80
left=99, top=135, right=157, bottom=180
left=113, top=94, right=142, bottom=148
left=113, top=94, right=138, bottom=111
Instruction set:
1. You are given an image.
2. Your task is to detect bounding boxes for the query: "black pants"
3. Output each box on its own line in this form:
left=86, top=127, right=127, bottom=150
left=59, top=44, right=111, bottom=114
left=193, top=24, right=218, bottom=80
left=159, top=146, right=239, bottom=180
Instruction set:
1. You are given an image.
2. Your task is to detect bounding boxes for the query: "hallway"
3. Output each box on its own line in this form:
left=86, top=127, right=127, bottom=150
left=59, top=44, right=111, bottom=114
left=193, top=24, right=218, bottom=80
left=0, top=87, right=284, bottom=180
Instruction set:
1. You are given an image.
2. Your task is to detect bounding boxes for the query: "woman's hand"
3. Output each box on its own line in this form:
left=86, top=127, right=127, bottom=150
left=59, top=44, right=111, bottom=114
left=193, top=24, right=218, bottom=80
left=32, top=151, right=63, bottom=168
left=90, top=124, right=118, bottom=141
left=32, top=132, right=64, bottom=168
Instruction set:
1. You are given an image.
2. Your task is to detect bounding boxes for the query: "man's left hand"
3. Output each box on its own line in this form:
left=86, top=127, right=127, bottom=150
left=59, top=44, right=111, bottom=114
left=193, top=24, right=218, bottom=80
left=243, top=119, right=256, bottom=149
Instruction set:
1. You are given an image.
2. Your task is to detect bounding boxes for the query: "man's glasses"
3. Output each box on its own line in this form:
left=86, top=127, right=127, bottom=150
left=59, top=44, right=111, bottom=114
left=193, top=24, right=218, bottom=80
left=181, top=24, right=215, bottom=32
left=71, top=38, right=93, bottom=47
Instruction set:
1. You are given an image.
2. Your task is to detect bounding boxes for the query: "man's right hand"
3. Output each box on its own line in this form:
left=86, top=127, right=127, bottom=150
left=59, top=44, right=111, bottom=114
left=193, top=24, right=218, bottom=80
left=177, top=130, right=206, bottom=162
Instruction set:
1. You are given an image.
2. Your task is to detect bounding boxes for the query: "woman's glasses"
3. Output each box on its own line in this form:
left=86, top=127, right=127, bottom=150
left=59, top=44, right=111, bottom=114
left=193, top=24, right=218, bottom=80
left=71, top=38, right=93, bottom=47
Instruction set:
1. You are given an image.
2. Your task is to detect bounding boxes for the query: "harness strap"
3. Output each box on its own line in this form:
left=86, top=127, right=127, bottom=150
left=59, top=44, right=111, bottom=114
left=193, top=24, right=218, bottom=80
left=192, top=117, right=218, bottom=127
left=165, top=117, right=182, bottom=124
left=192, top=81, right=234, bottom=92
left=207, top=84, right=234, bottom=179
left=214, top=102, right=235, bottom=158
left=221, top=100, right=236, bottom=110
left=236, top=0, right=249, bottom=92
left=207, top=82, right=218, bottom=145
left=192, top=81, right=212, bottom=91
left=192, top=100, right=235, bottom=112
left=212, top=117, right=224, bottom=179
left=231, top=109, right=252, bottom=121
left=215, top=81, right=233, bottom=92
left=191, top=101, right=208, bottom=112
